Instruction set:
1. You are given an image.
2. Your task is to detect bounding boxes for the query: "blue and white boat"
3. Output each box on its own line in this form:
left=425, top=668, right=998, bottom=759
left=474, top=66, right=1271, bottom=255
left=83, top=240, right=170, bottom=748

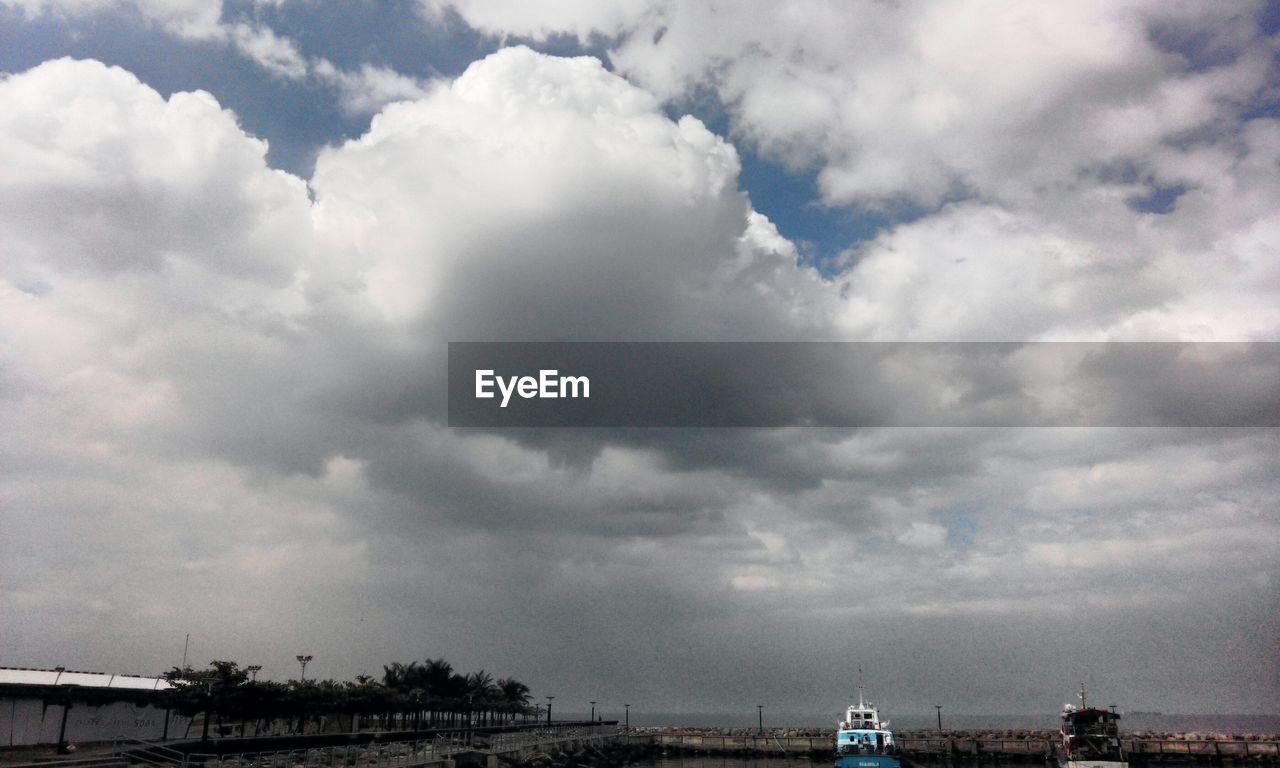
left=834, top=685, right=899, bottom=768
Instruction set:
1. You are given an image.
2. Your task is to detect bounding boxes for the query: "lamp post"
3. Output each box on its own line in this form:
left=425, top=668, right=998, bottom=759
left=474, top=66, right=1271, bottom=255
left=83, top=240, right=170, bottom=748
left=935, top=704, right=943, bottom=732
left=296, top=655, right=312, bottom=682
left=757, top=705, right=763, bottom=736
left=465, top=694, right=473, bottom=745
left=55, top=683, right=73, bottom=754
left=201, top=680, right=214, bottom=742
left=590, top=700, right=596, bottom=723
left=624, top=704, right=630, bottom=734
left=246, top=665, right=262, bottom=682
left=545, top=696, right=554, bottom=725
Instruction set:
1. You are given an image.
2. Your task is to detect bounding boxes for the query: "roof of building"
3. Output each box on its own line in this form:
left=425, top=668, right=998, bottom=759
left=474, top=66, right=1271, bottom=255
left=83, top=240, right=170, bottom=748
left=0, top=666, right=174, bottom=690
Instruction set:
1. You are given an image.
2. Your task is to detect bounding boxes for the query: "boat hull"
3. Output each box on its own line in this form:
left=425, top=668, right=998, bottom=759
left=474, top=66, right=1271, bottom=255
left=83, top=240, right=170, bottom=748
left=835, top=755, right=902, bottom=768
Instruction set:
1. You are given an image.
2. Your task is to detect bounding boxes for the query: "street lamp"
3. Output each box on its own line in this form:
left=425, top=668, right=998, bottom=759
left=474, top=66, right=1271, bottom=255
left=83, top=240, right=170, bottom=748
left=590, top=701, right=596, bottom=722
left=546, top=696, right=554, bottom=725
left=935, top=704, right=943, bottom=732
left=624, top=704, right=630, bottom=734
left=55, top=681, right=73, bottom=754
left=246, top=665, right=262, bottom=682
left=296, top=655, right=312, bottom=682
left=465, top=693, right=473, bottom=744
left=757, top=705, right=763, bottom=736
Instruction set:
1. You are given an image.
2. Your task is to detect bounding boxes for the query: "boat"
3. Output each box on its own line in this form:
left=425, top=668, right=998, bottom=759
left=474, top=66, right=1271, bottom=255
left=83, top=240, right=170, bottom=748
left=834, top=683, right=899, bottom=768
left=1058, top=685, right=1127, bottom=768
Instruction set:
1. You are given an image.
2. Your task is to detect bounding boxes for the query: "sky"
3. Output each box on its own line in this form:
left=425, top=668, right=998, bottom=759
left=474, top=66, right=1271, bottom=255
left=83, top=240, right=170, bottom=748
left=1, top=0, right=1279, bottom=723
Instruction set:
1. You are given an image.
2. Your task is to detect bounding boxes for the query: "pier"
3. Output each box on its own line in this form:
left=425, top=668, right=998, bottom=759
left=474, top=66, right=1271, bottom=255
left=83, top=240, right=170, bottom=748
left=646, top=732, right=1280, bottom=765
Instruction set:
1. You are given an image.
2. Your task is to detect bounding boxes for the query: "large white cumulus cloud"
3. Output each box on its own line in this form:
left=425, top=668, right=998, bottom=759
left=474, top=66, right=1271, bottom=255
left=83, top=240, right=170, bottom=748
left=309, top=46, right=830, bottom=341
left=1, top=58, right=309, bottom=281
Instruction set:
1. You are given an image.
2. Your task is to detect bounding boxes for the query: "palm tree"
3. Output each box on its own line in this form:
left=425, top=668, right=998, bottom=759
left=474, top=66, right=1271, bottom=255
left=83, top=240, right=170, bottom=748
left=422, top=658, right=454, bottom=726
left=465, top=670, right=496, bottom=725
left=381, top=661, right=421, bottom=690
left=497, top=678, right=531, bottom=725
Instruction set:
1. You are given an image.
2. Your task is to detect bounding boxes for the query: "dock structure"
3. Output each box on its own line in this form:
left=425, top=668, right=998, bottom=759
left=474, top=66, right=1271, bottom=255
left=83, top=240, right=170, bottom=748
left=646, top=732, right=1280, bottom=765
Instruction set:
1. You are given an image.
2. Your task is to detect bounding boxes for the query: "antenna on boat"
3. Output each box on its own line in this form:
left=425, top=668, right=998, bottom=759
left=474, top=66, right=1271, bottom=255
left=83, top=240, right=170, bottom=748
left=1079, top=682, right=1087, bottom=710
left=858, top=665, right=866, bottom=708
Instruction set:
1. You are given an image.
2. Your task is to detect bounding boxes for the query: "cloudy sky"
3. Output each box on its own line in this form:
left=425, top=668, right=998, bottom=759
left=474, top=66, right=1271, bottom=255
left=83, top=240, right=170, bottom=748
left=2, top=0, right=1279, bottom=721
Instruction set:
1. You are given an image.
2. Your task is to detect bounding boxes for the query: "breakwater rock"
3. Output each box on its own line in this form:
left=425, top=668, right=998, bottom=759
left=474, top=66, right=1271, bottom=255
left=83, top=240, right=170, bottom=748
left=896, top=730, right=1280, bottom=742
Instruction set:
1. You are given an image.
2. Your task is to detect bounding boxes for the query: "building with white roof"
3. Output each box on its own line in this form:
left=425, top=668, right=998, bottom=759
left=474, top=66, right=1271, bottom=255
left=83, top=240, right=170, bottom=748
left=1, top=666, right=190, bottom=748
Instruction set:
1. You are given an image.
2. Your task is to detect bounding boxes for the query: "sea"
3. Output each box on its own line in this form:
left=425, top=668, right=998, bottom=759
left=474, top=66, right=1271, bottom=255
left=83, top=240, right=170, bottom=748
left=567, top=712, right=1280, bottom=736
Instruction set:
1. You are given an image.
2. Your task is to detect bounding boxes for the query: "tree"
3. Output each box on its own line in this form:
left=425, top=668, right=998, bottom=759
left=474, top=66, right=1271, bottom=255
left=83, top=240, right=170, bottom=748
left=497, top=678, right=531, bottom=724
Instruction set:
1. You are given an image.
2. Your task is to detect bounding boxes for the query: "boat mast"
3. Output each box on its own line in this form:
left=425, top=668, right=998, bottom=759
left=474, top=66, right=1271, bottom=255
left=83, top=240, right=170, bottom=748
left=1079, top=683, right=1087, bottom=710
left=858, top=665, right=865, bottom=708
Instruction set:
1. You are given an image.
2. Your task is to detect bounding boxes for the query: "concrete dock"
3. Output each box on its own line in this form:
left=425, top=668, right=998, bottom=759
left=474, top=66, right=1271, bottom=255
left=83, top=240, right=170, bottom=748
left=647, top=731, right=1280, bottom=764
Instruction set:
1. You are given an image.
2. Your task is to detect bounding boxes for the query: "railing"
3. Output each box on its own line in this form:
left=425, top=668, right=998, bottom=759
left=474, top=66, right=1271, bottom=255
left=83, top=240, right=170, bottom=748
left=111, top=725, right=629, bottom=768
left=205, top=738, right=451, bottom=768
left=113, top=735, right=217, bottom=768
left=485, top=724, right=624, bottom=752
left=113, top=736, right=459, bottom=768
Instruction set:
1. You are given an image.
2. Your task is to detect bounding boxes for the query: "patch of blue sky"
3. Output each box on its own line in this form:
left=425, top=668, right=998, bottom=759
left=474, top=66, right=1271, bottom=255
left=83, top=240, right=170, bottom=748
left=932, top=505, right=981, bottom=551
left=1263, top=1, right=1280, bottom=35
left=221, top=0, right=492, bottom=79
left=506, top=29, right=618, bottom=64
left=1129, top=184, right=1188, bottom=215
